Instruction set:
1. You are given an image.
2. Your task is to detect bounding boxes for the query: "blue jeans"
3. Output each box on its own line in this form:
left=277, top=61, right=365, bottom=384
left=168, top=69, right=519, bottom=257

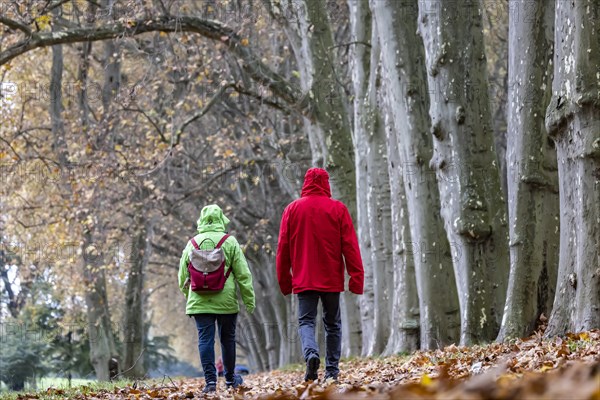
left=297, top=291, right=341, bottom=376
left=193, top=313, right=237, bottom=385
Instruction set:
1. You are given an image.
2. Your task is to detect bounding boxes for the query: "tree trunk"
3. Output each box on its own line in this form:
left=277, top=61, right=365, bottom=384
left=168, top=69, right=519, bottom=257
left=364, top=34, right=393, bottom=355
left=498, top=0, right=559, bottom=341
left=545, top=0, right=600, bottom=336
left=381, top=106, right=420, bottom=354
left=349, top=0, right=376, bottom=356
left=366, top=120, right=394, bottom=355
left=372, top=0, right=460, bottom=349
left=50, top=38, right=116, bottom=381
left=123, top=208, right=153, bottom=378
left=418, top=0, right=510, bottom=345
left=265, top=0, right=362, bottom=355
left=300, top=0, right=362, bottom=356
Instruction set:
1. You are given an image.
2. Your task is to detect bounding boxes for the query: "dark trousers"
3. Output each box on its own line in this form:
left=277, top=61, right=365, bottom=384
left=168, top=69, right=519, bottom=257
left=193, top=313, right=237, bottom=385
left=297, top=291, right=342, bottom=376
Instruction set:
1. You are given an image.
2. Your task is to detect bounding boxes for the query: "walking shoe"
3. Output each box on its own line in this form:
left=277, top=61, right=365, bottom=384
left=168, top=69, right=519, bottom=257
left=226, top=374, right=244, bottom=389
left=304, top=355, right=320, bottom=381
left=324, top=373, right=339, bottom=383
left=202, top=383, right=217, bottom=393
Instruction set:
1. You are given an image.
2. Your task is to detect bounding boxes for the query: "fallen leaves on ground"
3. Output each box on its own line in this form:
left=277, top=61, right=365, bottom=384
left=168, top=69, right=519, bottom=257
left=17, top=330, right=600, bottom=399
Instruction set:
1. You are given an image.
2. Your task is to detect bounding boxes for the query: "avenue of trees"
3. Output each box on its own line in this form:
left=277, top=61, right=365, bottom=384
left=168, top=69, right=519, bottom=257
left=0, top=0, right=598, bottom=386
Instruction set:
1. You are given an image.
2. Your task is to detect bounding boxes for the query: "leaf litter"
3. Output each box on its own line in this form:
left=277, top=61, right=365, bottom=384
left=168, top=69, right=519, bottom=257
left=16, top=330, right=599, bottom=399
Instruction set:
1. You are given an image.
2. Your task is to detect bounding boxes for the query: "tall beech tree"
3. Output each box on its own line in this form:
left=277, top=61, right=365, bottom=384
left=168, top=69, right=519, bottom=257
left=418, top=0, right=510, bottom=345
left=544, top=0, right=600, bottom=336
left=498, top=0, right=559, bottom=342
left=372, top=0, right=460, bottom=349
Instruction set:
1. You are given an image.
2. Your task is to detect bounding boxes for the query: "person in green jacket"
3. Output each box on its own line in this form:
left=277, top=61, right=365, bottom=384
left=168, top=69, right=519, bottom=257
left=178, top=204, right=255, bottom=394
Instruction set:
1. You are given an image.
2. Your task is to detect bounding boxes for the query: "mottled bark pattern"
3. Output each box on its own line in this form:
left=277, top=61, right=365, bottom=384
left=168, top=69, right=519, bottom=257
left=372, top=0, right=460, bottom=349
left=418, top=0, right=510, bottom=344
left=350, top=0, right=377, bottom=356
left=545, top=0, right=600, bottom=336
left=498, top=0, right=559, bottom=341
left=350, top=0, right=394, bottom=355
left=381, top=109, right=420, bottom=355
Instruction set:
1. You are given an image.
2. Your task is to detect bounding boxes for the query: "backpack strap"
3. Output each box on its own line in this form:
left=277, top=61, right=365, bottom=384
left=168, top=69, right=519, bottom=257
left=217, top=234, right=234, bottom=279
left=216, top=234, right=230, bottom=248
left=190, top=234, right=234, bottom=278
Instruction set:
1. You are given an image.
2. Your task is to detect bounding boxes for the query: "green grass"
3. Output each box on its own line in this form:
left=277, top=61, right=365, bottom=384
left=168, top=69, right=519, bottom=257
left=0, top=379, right=133, bottom=400
left=279, top=362, right=305, bottom=372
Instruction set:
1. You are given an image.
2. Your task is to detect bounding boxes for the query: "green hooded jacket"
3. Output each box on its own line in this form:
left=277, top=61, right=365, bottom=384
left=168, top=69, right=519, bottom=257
left=178, top=205, right=255, bottom=315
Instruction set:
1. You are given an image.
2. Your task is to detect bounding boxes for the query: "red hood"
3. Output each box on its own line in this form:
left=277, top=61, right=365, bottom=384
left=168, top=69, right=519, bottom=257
left=301, top=168, right=331, bottom=197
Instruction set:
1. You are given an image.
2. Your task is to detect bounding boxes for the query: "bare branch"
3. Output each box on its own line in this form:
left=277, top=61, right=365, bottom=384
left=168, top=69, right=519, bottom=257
left=0, top=16, right=32, bottom=36
left=0, top=15, right=311, bottom=116
left=176, top=82, right=237, bottom=141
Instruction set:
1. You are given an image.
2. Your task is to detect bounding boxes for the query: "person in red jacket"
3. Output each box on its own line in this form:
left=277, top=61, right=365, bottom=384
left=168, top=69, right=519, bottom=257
left=276, top=168, right=364, bottom=382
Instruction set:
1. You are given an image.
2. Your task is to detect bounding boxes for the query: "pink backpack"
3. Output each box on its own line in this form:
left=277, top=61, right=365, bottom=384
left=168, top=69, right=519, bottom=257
left=187, top=234, right=231, bottom=292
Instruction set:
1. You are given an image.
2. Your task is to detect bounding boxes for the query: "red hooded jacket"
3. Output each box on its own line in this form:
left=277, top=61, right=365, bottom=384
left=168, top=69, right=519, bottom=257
left=276, top=168, right=364, bottom=295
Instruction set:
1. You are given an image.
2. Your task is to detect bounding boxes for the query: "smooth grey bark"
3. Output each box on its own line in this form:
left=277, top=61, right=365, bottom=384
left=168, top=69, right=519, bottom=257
left=350, top=0, right=395, bottom=355
left=482, top=3, right=509, bottom=199
left=349, top=0, right=374, bottom=356
left=363, top=30, right=394, bottom=355
left=382, top=108, right=420, bottom=354
left=545, top=0, right=600, bottom=336
left=418, top=0, right=510, bottom=345
left=366, top=119, right=394, bottom=355
left=372, top=0, right=460, bottom=349
left=498, top=0, right=559, bottom=341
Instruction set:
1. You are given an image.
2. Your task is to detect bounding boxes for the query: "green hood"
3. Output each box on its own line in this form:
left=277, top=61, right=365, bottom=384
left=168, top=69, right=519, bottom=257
left=196, top=204, right=230, bottom=233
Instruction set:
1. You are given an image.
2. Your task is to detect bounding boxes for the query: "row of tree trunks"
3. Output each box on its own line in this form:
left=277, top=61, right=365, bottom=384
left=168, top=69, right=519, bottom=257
left=498, top=0, right=559, bottom=341
left=372, top=0, right=461, bottom=349
left=285, top=0, right=362, bottom=356
left=381, top=105, right=420, bottom=355
left=418, top=0, right=510, bottom=345
left=349, top=0, right=394, bottom=357
left=349, top=0, right=376, bottom=356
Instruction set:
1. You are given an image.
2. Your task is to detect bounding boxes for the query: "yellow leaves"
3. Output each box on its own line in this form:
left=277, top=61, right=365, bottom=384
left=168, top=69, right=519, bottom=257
left=114, top=144, right=123, bottom=152
left=579, top=332, right=591, bottom=341
left=159, top=31, right=168, bottom=37
left=35, top=15, right=52, bottom=30
left=156, top=141, right=170, bottom=151
left=539, top=363, right=554, bottom=372
left=240, top=38, right=250, bottom=46
left=420, top=374, right=433, bottom=386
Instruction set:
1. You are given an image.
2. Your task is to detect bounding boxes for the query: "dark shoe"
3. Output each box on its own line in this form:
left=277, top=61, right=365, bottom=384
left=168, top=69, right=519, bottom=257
left=324, top=373, right=339, bottom=383
left=202, top=384, right=217, bottom=393
left=226, top=374, right=243, bottom=389
left=304, top=355, right=320, bottom=381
